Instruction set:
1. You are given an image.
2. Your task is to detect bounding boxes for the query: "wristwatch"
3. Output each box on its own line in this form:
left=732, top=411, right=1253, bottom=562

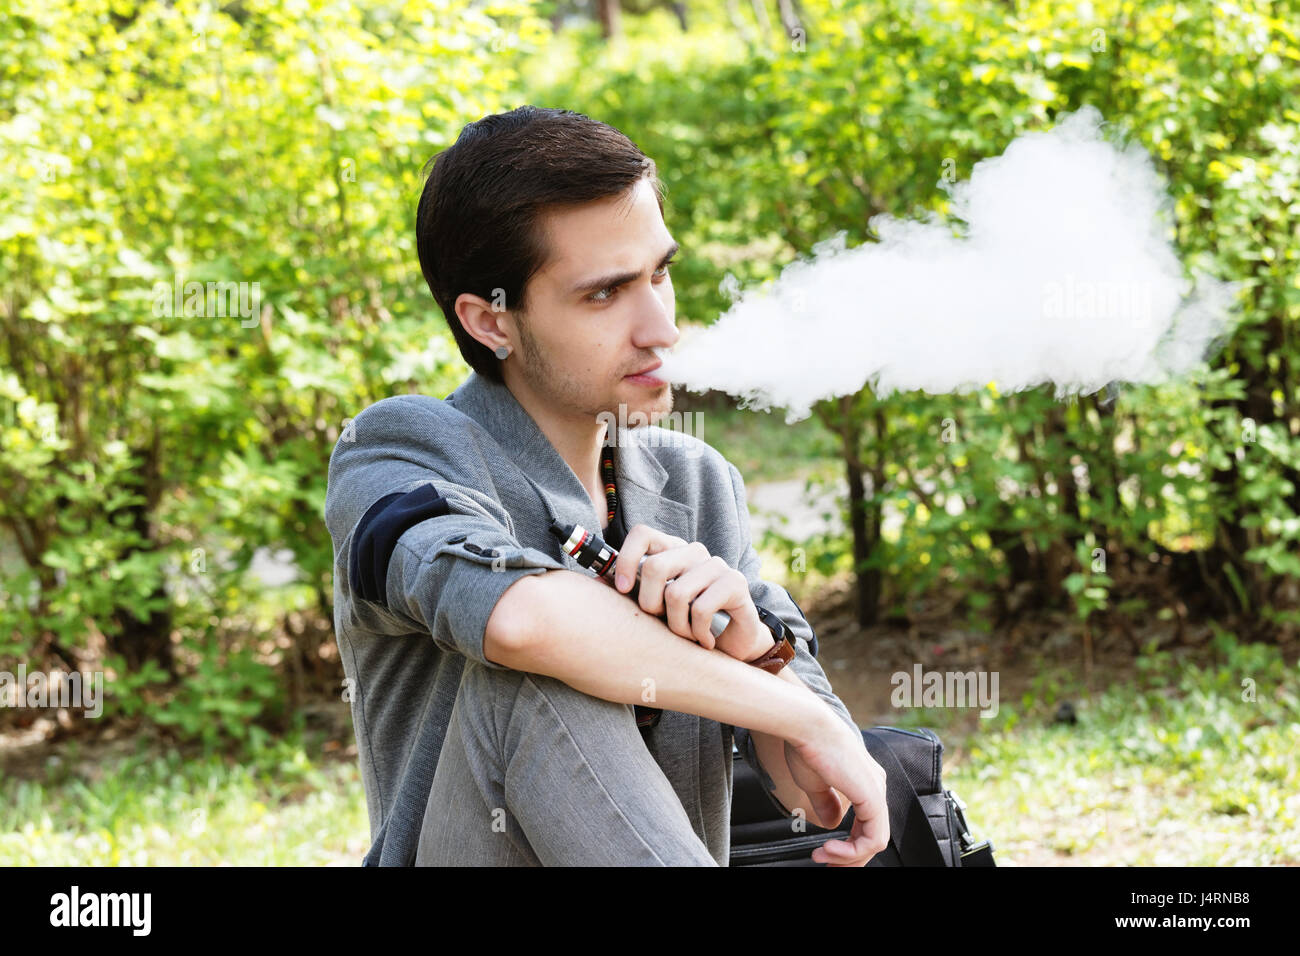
left=745, top=606, right=797, bottom=675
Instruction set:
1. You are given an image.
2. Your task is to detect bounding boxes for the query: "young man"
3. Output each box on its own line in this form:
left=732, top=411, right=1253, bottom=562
left=324, top=105, right=887, bottom=866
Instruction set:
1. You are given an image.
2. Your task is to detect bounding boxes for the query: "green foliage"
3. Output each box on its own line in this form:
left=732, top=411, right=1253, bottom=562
left=150, top=639, right=282, bottom=752
left=100, top=653, right=170, bottom=719
left=2, top=0, right=1298, bottom=753
left=1065, top=536, right=1114, bottom=623
left=0, top=0, right=552, bottom=746
left=539, top=0, right=1299, bottom=629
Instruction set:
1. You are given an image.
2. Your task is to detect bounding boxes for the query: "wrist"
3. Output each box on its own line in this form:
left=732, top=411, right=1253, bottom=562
left=739, top=605, right=796, bottom=673
left=789, top=691, right=838, bottom=747
left=741, top=626, right=779, bottom=663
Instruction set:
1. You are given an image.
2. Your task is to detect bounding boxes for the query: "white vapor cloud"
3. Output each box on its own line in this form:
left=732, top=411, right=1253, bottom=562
left=659, top=107, right=1242, bottom=422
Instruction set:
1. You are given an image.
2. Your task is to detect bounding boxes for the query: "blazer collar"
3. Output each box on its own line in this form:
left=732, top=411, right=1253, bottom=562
left=444, top=371, right=693, bottom=542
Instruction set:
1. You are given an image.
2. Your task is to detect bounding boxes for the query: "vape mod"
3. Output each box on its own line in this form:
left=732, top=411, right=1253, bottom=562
left=548, top=519, right=733, bottom=639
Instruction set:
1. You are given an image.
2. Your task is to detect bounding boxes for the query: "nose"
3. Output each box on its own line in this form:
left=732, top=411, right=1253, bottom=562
left=631, top=283, right=678, bottom=350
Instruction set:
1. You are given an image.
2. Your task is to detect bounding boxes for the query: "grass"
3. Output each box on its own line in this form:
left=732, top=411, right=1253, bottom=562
left=0, top=397, right=850, bottom=866
left=2, top=629, right=1294, bottom=865
left=0, top=731, right=369, bottom=866
left=699, top=399, right=1300, bottom=864
left=892, top=631, right=1300, bottom=865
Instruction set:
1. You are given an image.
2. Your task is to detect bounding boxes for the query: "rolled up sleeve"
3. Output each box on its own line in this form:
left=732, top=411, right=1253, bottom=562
left=381, top=510, right=566, bottom=670
left=324, top=397, right=567, bottom=671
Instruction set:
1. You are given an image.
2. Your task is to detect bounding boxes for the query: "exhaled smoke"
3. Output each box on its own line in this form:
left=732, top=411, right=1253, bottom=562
left=658, top=107, right=1242, bottom=423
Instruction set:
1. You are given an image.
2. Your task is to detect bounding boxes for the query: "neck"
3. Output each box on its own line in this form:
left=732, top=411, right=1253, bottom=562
left=502, top=369, right=609, bottom=525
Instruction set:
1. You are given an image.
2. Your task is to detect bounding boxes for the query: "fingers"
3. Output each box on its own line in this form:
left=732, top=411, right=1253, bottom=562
left=612, top=524, right=658, bottom=591
left=813, top=806, right=889, bottom=867
left=609, top=527, right=749, bottom=648
left=663, top=555, right=737, bottom=646
left=631, top=541, right=709, bottom=618
left=679, top=563, right=750, bottom=646
left=612, top=524, right=686, bottom=596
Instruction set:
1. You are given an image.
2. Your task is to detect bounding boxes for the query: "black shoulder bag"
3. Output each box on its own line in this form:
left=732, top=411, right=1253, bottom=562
left=729, top=725, right=997, bottom=867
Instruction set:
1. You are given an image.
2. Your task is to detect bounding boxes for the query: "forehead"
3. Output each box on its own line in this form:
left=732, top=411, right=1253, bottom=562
left=534, top=179, right=670, bottom=285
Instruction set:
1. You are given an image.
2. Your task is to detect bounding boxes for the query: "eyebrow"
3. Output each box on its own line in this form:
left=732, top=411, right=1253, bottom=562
left=568, top=241, right=680, bottom=298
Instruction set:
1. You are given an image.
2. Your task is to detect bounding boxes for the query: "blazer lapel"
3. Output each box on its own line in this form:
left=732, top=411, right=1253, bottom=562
left=607, top=424, right=696, bottom=544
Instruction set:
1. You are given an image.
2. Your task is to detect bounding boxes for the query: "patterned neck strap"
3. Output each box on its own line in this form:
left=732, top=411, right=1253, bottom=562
left=601, top=444, right=617, bottom=523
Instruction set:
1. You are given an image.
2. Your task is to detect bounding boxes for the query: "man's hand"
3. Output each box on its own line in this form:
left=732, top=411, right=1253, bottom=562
left=612, top=524, right=773, bottom=662
left=783, top=713, right=890, bottom=866
left=611, top=524, right=886, bottom=866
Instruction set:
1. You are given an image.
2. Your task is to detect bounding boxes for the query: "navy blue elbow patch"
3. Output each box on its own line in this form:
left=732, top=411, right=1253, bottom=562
left=349, top=484, right=452, bottom=605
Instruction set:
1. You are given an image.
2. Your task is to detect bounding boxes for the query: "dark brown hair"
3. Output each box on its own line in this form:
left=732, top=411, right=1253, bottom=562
left=416, top=105, right=664, bottom=382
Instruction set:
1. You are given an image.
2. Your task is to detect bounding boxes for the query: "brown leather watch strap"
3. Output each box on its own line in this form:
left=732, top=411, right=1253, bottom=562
left=746, top=633, right=796, bottom=675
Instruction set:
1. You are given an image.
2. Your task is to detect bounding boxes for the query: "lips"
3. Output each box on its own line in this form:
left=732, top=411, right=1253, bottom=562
left=626, top=362, right=663, bottom=377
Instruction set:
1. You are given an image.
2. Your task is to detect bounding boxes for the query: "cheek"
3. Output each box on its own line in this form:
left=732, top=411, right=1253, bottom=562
left=576, top=338, right=611, bottom=378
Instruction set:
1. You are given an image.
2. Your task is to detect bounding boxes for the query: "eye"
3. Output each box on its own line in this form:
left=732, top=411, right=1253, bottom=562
left=586, top=258, right=676, bottom=303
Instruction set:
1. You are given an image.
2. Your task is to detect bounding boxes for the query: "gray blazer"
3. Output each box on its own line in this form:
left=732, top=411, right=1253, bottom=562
left=324, top=370, right=858, bottom=865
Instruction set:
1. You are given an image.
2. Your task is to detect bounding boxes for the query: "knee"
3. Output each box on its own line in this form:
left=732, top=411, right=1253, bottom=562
left=520, top=672, right=639, bottom=727
left=459, top=658, right=528, bottom=701
left=457, top=662, right=643, bottom=758
left=462, top=660, right=631, bottom=719
left=456, top=662, right=639, bottom=747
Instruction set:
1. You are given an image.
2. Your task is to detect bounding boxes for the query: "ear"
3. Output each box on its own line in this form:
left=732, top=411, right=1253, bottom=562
left=455, top=291, right=515, bottom=355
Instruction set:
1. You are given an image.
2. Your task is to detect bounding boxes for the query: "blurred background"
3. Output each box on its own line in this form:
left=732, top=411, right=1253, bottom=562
left=1, top=0, right=1296, bottom=865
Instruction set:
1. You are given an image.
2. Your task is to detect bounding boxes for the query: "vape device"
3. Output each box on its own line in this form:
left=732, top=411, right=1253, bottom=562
left=548, top=519, right=732, bottom=639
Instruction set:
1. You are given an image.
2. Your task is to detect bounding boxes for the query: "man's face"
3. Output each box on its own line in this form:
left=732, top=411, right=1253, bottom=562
left=508, top=177, right=679, bottom=427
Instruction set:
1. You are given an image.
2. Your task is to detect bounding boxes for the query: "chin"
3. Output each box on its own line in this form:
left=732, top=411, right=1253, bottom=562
left=610, top=382, right=673, bottom=424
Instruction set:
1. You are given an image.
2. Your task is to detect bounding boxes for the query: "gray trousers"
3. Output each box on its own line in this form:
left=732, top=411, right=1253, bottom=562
left=414, top=659, right=721, bottom=866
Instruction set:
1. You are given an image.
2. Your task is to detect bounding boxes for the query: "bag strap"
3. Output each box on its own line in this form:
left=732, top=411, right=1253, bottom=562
left=861, top=730, right=947, bottom=866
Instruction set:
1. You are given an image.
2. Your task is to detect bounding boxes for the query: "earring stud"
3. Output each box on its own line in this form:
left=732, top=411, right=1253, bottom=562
left=494, top=345, right=511, bottom=360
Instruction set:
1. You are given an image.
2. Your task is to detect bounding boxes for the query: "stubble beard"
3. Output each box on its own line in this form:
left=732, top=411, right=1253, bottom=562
left=517, top=315, right=673, bottom=428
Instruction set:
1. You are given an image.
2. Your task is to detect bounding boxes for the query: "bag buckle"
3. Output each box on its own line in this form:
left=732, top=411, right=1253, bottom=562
left=947, top=790, right=994, bottom=862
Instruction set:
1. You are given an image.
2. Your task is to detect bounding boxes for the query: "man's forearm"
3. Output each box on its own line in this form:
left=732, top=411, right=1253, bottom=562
left=747, top=667, right=829, bottom=820
left=485, top=569, right=833, bottom=746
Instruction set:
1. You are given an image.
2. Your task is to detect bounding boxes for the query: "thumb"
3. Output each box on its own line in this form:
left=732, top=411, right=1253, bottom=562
left=803, top=786, right=846, bottom=829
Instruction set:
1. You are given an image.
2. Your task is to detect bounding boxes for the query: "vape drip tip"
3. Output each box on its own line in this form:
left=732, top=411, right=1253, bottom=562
left=549, top=520, right=618, bottom=577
